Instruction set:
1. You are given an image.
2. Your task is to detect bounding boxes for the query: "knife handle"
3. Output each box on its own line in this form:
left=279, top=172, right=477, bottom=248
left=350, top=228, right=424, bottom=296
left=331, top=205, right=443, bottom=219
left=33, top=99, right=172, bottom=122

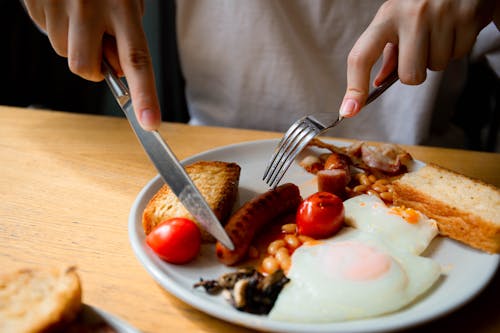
left=102, top=60, right=130, bottom=108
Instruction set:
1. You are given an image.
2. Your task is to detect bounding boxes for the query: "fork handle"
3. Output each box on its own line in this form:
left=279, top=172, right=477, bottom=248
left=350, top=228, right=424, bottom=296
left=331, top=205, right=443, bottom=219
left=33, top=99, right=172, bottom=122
left=365, top=70, right=399, bottom=105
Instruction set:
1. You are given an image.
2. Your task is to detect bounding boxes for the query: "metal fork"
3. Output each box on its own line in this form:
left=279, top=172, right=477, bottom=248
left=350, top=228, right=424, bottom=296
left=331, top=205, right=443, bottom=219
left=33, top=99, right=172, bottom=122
left=262, top=70, right=399, bottom=188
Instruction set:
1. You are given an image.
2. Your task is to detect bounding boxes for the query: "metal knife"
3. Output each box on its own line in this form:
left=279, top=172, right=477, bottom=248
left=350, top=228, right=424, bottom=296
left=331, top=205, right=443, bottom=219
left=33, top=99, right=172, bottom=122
left=102, top=60, right=234, bottom=250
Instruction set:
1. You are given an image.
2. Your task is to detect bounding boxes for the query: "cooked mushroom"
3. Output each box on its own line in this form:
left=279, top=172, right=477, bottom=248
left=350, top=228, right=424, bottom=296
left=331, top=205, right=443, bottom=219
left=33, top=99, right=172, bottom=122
left=194, top=268, right=290, bottom=315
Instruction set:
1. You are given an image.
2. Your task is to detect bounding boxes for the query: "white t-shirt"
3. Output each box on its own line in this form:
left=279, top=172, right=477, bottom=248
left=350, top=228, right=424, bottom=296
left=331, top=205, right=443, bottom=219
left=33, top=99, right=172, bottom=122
left=176, top=0, right=499, bottom=145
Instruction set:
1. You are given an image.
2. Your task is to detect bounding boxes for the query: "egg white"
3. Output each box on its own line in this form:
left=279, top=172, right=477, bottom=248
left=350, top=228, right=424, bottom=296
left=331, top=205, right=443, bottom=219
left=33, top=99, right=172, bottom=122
left=344, top=194, right=438, bottom=255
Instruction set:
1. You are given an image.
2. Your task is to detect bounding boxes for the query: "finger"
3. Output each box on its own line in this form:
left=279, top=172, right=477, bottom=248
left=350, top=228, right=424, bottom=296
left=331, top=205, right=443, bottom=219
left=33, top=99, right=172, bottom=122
left=452, top=18, right=481, bottom=59
left=397, top=14, right=428, bottom=85
left=103, top=35, right=123, bottom=77
left=44, top=4, right=69, bottom=57
left=340, top=20, right=397, bottom=117
left=373, top=43, right=398, bottom=87
left=428, top=21, right=453, bottom=71
left=451, top=0, right=494, bottom=59
left=426, top=2, right=454, bottom=71
left=23, top=0, right=47, bottom=31
left=67, top=9, right=104, bottom=82
left=111, top=9, right=161, bottom=130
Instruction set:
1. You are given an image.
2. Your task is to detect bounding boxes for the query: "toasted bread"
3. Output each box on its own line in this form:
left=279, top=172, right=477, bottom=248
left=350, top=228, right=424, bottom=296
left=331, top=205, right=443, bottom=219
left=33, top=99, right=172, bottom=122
left=0, top=266, right=82, bottom=333
left=142, top=161, right=241, bottom=242
left=393, top=163, right=500, bottom=253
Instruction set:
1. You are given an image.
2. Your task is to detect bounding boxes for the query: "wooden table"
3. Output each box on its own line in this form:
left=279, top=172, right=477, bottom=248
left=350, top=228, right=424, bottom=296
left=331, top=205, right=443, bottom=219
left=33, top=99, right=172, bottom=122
left=1, top=105, right=499, bottom=333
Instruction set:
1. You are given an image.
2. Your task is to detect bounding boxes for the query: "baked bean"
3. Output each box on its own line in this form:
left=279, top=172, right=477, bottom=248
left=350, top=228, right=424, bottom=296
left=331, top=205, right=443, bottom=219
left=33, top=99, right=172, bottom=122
left=267, top=240, right=286, bottom=255
left=371, top=184, right=388, bottom=193
left=374, top=178, right=389, bottom=186
left=280, top=257, right=292, bottom=271
left=262, top=256, right=280, bottom=274
left=284, top=234, right=300, bottom=250
left=359, top=174, right=371, bottom=185
left=353, top=184, right=369, bottom=193
left=354, top=173, right=363, bottom=181
left=368, top=174, right=377, bottom=183
left=281, top=223, right=297, bottom=234
left=275, top=247, right=291, bottom=264
left=379, top=191, right=393, bottom=202
left=367, top=189, right=379, bottom=197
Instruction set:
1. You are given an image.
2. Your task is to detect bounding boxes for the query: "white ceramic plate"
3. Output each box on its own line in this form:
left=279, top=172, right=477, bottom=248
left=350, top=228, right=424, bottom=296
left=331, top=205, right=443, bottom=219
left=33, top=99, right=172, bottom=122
left=128, top=139, right=499, bottom=333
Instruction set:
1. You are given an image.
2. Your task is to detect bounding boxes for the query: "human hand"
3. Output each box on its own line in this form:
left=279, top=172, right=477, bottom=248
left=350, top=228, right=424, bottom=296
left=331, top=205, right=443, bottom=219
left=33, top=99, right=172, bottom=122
left=339, top=0, right=498, bottom=118
left=23, top=0, right=161, bottom=130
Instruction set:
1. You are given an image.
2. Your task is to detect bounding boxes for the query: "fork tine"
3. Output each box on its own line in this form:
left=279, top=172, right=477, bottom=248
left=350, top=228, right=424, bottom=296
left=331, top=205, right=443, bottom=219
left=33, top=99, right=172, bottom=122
left=265, top=125, right=319, bottom=188
left=267, top=129, right=318, bottom=188
left=263, top=121, right=310, bottom=185
left=263, top=118, right=307, bottom=181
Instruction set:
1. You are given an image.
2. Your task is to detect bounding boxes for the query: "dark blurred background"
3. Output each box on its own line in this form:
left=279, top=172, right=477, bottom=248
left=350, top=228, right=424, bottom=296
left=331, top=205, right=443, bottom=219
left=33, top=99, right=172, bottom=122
left=1, top=0, right=498, bottom=152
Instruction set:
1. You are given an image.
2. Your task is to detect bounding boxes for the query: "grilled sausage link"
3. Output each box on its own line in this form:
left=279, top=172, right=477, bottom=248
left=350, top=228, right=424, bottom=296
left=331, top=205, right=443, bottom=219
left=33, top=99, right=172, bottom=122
left=215, top=183, right=302, bottom=265
left=324, top=153, right=351, bottom=182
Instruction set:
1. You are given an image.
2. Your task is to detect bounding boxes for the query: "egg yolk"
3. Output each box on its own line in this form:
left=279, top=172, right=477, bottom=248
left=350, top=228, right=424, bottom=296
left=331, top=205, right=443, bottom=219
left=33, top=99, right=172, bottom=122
left=322, top=241, right=391, bottom=281
left=389, top=206, right=420, bottom=224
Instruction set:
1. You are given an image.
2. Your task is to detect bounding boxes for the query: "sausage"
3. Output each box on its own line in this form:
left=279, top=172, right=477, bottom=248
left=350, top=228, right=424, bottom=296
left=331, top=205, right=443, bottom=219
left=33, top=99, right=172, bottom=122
left=317, top=169, right=348, bottom=199
left=317, top=153, right=351, bottom=198
left=324, top=153, right=351, bottom=184
left=215, top=183, right=302, bottom=265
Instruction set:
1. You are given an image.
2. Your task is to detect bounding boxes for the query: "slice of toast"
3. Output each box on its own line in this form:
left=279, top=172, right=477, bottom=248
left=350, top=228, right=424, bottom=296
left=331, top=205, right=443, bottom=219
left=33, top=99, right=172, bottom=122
left=0, top=266, right=82, bottom=333
left=142, top=161, right=241, bottom=242
left=393, top=163, right=500, bottom=253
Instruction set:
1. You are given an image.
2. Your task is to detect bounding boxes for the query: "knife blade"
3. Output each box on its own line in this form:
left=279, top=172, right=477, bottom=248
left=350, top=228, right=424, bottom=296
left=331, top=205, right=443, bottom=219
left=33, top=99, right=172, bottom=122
left=102, top=60, right=234, bottom=250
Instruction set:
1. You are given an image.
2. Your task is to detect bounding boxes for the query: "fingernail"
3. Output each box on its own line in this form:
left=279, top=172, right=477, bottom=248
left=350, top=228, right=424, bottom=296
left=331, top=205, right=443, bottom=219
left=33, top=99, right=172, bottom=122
left=339, top=98, right=358, bottom=117
left=140, top=109, right=158, bottom=130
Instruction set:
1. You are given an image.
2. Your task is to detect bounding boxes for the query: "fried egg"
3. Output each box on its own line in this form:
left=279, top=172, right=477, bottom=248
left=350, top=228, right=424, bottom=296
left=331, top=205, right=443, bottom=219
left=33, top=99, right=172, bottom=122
left=269, top=195, right=441, bottom=323
left=344, top=194, right=439, bottom=255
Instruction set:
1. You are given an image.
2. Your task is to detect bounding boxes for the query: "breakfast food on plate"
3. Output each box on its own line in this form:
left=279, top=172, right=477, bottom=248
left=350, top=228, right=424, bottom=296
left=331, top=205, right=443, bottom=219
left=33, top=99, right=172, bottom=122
left=345, top=195, right=439, bottom=255
left=215, top=183, right=302, bottom=265
left=305, top=138, right=413, bottom=177
left=140, top=139, right=498, bottom=324
left=0, top=266, right=82, bottom=333
left=296, top=192, right=345, bottom=239
left=300, top=139, right=412, bottom=202
left=316, top=153, right=352, bottom=197
left=346, top=172, right=397, bottom=204
left=194, top=267, right=290, bottom=314
left=393, top=163, right=500, bottom=253
left=146, top=217, right=202, bottom=264
left=142, top=160, right=241, bottom=242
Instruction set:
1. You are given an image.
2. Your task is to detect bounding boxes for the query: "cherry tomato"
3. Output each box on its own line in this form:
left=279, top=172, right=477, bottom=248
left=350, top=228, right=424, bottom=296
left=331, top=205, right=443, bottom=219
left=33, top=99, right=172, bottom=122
left=296, top=192, right=345, bottom=239
left=146, top=218, right=201, bottom=264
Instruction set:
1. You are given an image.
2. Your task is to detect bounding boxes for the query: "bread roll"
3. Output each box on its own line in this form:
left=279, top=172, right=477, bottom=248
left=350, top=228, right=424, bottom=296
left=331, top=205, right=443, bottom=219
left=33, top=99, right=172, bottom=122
left=0, top=266, right=82, bottom=333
